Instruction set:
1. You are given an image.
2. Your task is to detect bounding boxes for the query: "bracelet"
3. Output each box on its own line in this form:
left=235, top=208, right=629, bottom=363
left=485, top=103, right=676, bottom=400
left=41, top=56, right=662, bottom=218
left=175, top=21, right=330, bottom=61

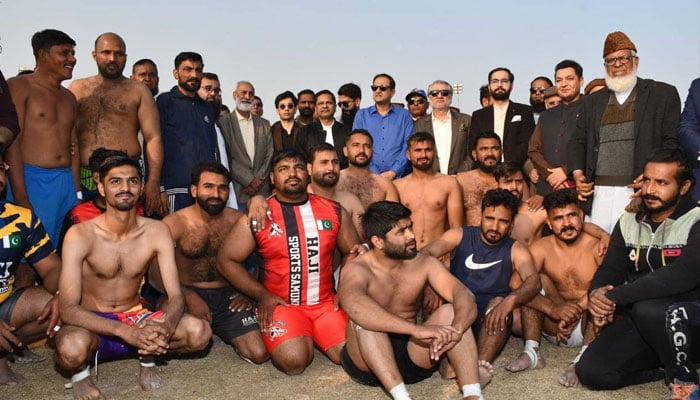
left=76, top=191, right=83, bottom=200
left=362, top=243, right=371, bottom=251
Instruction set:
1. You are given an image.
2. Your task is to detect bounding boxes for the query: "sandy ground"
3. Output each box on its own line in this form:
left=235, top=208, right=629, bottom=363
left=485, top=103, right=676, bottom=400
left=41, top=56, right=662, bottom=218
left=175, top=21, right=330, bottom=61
left=1, top=335, right=669, bottom=400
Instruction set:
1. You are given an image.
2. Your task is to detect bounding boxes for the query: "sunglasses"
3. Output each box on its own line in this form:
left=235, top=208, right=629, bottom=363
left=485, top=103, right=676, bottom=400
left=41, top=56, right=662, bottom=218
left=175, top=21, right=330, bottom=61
left=278, top=103, right=295, bottom=110
left=408, top=99, right=426, bottom=105
left=530, top=87, right=547, bottom=94
left=371, top=85, right=391, bottom=92
left=338, top=101, right=352, bottom=108
left=428, top=90, right=451, bottom=97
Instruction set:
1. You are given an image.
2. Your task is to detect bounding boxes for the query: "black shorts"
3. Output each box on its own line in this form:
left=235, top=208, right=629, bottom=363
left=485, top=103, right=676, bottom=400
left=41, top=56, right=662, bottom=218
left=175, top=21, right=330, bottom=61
left=341, top=333, right=437, bottom=387
left=0, top=287, right=26, bottom=323
left=187, top=285, right=259, bottom=343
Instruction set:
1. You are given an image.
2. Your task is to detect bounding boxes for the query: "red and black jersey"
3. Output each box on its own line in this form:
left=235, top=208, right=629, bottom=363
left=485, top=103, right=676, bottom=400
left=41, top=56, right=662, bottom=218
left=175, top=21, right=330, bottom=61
left=255, top=194, right=341, bottom=306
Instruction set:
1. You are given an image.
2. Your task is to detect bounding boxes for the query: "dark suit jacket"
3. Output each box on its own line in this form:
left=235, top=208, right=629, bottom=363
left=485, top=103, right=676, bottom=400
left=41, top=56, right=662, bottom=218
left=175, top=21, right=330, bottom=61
left=414, top=111, right=472, bottom=174
left=567, top=77, right=680, bottom=212
left=218, top=111, right=273, bottom=203
left=679, top=78, right=700, bottom=200
left=469, top=101, right=535, bottom=165
left=297, top=120, right=350, bottom=169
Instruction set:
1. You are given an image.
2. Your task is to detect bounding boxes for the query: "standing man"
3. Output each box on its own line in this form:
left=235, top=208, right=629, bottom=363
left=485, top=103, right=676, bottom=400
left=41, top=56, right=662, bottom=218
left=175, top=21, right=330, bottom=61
left=338, top=201, right=488, bottom=400
left=157, top=52, right=218, bottom=213
left=352, top=73, right=414, bottom=180
left=528, top=60, right=585, bottom=196
left=568, top=31, right=681, bottom=233
left=130, top=58, right=159, bottom=96
left=0, top=69, right=19, bottom=148
left=69, top=32, right=164, bottom=215
left=298, top=90, right=350, bottom=168
left=252, top=96, right=264, bottom=117
left=470, top=68, right=535, bottom=166
left=529, top=76, right=553, bottom=124
left=219, top=81, right=273, bottom=210
left=678, top=78, right=700, bottom=201
left=415, top=80, right=472, bottom=174
left=337, top=83, right=361, bottom=127
left=337, top=129, right=399, bottom=210
left=6, top=29, right=80, bottom=243
left=576, top=148, right=700, bottom=392
left=295, top=89, right=315, bottom=127
left=217, top=150, right=362, bottom=375
left=150, top=162, right=267, bottom=364
left=56, top=156, right=211, bottom=399
left=405, top=88, right=429, bottom=121
left=271, top=91, right=302, bottom=152
left=456, top=132, right=501, bottom=225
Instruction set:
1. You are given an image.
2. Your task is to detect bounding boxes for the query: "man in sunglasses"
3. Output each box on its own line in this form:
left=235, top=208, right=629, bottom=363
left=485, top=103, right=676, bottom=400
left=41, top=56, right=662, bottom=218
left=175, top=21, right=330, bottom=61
left=415, top=80, right=473, bottom=175
left=529, top=76, right=553, bottom=124
left=568, top=31, right=681, bottom=233
left=405, top=88, right=428, bottom=121
left=352, top=73, right=414, bottom=180
left=337, top=83, right=361, bottom=127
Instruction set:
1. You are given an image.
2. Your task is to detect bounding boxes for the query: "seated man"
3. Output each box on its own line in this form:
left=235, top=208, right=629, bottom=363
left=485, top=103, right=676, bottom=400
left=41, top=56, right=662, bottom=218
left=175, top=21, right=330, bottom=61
left=55, top=156, right=211, bottom=400
left=515, top=189, right=603, bottom=387
left=422, top=189, right=541, bottom=373
left=338, top=201, right=489, bottom=400
left=0, top=151, right=61, bottom=385
left=217, top=150, right=362, bottom=375
left=148, top=162, right=268, bottom=364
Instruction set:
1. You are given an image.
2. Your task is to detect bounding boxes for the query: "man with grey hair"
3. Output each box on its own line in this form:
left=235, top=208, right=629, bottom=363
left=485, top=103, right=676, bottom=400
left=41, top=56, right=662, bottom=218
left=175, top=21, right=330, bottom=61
left=414, top=80, right=472, bottom=174
left=218, top=81, right=273, bottom=210
left=567, top=31, right=681, bottom=233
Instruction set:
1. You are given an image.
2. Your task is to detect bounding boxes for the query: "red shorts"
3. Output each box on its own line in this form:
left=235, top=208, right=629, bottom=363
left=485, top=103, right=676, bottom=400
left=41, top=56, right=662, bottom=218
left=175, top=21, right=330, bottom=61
left=261, top=300, right=347, bottom=353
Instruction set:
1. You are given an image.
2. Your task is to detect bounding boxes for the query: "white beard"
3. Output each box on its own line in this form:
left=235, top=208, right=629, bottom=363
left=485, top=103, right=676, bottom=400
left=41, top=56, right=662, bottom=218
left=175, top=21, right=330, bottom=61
left=605, top=64, right=638, bottom=93
left=236, top=98, right=253, bottom=112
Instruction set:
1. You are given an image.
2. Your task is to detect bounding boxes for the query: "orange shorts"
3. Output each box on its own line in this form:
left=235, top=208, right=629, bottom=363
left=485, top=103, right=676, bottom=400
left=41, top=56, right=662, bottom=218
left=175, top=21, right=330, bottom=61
left=261, top=300, right=347, bottom=353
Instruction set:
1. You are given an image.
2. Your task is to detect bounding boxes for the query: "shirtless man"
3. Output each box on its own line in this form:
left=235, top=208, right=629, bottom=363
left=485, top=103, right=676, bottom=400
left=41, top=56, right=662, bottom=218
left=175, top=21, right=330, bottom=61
left=129, top=58, right=159, bottom=97
left=6, top=29, right=80, bottom=243
left=217, top=150, right=362, bottom=375
left=307, top=143, right=365, bottom=238
left=337, top=129, right=399, bottom=210
left=148, top=162, right=267, bottom=364
left=456, top=132, right=500, bottom=226
left=422, top=189, right=541, bottom=372
left=337, top=201, right=488, bottom=400
left=0, top=151, right=61, bottom=385
left=56, top=156, right=211, bottom=400
left=68, top=32, right=164, bottom=215
left=520, top=189, right=602, bottom=387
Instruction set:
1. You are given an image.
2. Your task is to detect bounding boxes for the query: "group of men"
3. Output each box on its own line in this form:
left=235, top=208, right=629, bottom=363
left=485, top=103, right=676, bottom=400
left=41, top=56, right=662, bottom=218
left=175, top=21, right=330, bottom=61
left=0, top=25, right=699, bottom=400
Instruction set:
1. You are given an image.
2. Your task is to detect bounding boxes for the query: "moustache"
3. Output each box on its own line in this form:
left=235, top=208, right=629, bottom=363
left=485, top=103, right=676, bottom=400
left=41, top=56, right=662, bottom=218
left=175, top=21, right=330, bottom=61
left=642, top=194, right=662, bottom=202
left=561, top=225, right=576, bottom=233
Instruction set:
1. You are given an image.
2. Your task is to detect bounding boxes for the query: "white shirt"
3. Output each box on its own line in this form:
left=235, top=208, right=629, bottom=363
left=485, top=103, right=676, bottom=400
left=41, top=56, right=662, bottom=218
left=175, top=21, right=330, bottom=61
left=236, top=109, right=255, bottom=162
left=321, top=120, right=334, bottom=147
left=214, top=124, right=238, bottom=209
left=432, top=112, right=452, bottom=174
left=493, top=102, right=508, bottom=160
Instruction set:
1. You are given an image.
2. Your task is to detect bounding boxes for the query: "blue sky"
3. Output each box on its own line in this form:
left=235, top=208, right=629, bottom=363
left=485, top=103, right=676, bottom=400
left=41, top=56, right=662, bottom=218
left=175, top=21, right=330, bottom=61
left=2, top=0, right=699, bottom=114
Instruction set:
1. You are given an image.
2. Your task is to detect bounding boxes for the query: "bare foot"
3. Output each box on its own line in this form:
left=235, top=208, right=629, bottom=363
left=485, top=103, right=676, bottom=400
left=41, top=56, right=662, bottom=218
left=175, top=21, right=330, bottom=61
left=558, top=363, right=582, bottom=388
left=438, top=358, right=456, bottom=380
left=505, top=347, right=545, bottom=372
left=479, top=360, right=493, bottom=388
left=8, top=348, right=46, bottom=363
left=139, top=365, right=162, bottom=391
left=72, top=376, right=105, bottom=400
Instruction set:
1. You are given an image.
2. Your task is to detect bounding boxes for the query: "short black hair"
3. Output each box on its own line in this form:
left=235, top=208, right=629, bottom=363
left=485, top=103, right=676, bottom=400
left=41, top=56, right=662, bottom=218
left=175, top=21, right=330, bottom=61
left=474, top=131, right=502, bottom=148
left=373, top=73, right=396, bottom=89
left=174, top=52, right=203, bottom=69
left=530, top=76, right=553, bottom=87
left=132, top=58, right=158, bottom=75
left=494, top=162, right=525, bottom=182
left=362, top=201, right=412, bottom=242
left=407, top=132, right=436, bottom=148
left=297, top=89, right=315, bottom=101
left=253, top=96, right=263, bottom=107
left=98, top=156, right=142, bottom=182
left=338, top=83, right=361, bottom=100
left=275, top=91, right=297, bottom=108
left=89, top=148, right=128, bottom=173
left=481, top=189, right=519, bottom=218
left=315, top=89, right=336, bottom=103
left=271, top=149, right=307, bottom=170
left=191, top=162, right=231, bottom=185
left=645, top=147, right=696, bottom=189
left=346, top=129, right=374, bottom=145
left=307, top=143, right=338, bottom=164
left=31, top=29, right=75, bottom=59
left=479, top=85, right=490, bottom=102
left=201, top=72, right=219, bottom=82
left=555, top=60, right=583, bottom=78
left=543, top=188, right=580, bottom=213
left=488, top=67, right=514, bottom=83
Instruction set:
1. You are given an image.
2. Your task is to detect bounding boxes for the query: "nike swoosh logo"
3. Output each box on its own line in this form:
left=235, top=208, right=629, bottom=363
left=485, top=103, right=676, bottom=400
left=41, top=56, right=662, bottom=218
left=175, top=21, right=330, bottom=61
left=465, top=254, right=501, bottom=270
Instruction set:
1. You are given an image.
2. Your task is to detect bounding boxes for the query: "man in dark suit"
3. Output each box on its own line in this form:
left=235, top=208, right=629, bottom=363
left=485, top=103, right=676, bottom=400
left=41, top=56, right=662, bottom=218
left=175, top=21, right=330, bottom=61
left=219, top=80, right=273, bottom=210
left=298, top=90, right=350, bottom=169
left=567, top=31, right=680, bottom=232
left=470, top=67, right=535, bottom=166
left=678, top=77, right=700, bottom=201
left=414, top=80, right=472, bottom=174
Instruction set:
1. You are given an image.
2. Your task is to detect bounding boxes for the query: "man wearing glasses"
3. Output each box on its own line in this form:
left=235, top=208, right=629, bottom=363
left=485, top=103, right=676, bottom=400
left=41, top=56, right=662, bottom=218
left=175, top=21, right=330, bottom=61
left=352, top=73, right=414, bottom=180
left=528, top=76, right=553, bottom=124
left=337, top=83, right=361, bottom=127
left=567, top=31, right=681, bottom=233
left=470, top=67, right=535, bottom=167
left=405, top=88, right=429, bottom=121
left=415, top=80, right=472, bottom=175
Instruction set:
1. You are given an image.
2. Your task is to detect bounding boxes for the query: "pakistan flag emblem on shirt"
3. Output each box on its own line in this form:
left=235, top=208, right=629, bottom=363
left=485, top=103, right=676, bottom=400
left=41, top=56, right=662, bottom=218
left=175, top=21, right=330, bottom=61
left=316, top=220, right=332, bottom=230
left=3, top=234, right=21, bottom=248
